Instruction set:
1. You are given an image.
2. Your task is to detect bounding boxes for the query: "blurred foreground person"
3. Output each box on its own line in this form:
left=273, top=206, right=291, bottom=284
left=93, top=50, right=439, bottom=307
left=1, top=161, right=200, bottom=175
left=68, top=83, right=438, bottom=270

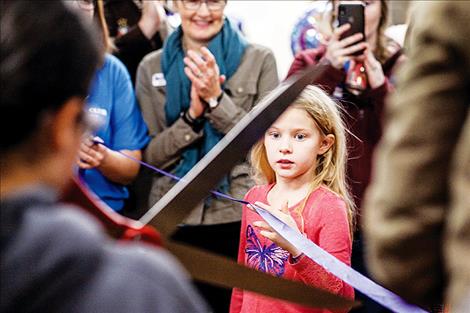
left=364, top=1, right=470, bottom=312
left=0, top=1, right=207, bottom=312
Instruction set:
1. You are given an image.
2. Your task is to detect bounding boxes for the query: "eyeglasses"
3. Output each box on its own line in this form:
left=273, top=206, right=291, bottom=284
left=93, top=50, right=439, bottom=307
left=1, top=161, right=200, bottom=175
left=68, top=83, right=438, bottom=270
left=181, top=0, right=226, bottom=11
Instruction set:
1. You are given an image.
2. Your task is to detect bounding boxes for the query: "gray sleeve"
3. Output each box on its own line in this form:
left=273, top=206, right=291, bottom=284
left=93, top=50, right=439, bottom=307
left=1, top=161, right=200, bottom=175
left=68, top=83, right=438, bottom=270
left=253, top=49, right=279, bottom=104
left=84, top=245, right=210, bottom=313
left=136, top=54, right=204, bottom=168
left=2, top=201, right=208, bottom=313
left=136, top=55, right=161, bottom=137
left=205, top=48, right=279, bottom=134
left=65, top=235, right=209, bottom=313
left=144, top=117, right=204, bottom=169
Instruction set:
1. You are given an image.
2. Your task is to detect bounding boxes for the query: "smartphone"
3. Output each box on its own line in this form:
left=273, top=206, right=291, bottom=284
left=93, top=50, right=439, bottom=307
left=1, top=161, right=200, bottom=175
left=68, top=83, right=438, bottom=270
left=337, top=1, right=365, bottom=55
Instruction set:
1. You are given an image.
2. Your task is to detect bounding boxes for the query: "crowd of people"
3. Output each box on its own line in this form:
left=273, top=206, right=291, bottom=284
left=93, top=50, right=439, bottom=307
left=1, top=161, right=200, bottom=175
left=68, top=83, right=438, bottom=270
left=1, top=1, right=468, bottom=313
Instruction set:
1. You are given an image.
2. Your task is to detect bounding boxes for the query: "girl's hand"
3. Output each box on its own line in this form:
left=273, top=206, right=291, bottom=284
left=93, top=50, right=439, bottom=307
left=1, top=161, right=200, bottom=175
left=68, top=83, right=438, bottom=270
left=361, top=46, right=385, bottom=89
left=325, top=23, right=367, bottom=69
left=251, top=201, right=302, bottom=257
left=184, top=47, right=224, bottom=103
left=77, top=137, right=108, bottom=169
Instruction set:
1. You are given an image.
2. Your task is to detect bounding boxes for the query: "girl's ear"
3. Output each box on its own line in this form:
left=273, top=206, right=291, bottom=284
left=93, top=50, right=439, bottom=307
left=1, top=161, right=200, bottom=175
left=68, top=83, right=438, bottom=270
left=319, top=134, right=335, bottom=155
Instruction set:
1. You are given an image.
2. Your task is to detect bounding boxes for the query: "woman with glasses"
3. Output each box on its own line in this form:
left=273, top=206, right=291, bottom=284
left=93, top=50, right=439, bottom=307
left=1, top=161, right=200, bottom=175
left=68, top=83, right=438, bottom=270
left=71, top=0, right=150, bottom=213
left=135, top=0, right=278, bottom=311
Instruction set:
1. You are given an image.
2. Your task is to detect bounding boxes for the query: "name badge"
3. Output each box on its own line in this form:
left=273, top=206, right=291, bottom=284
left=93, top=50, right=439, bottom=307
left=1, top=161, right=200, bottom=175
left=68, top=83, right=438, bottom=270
left=152, top=73, right=166, bottom=87
left=88, top=107, right=108, bottom=117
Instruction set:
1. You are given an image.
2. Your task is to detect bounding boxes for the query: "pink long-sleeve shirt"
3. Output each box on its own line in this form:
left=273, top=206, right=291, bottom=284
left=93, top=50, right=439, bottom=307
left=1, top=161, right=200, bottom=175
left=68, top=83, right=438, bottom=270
left=230, top=184, right=354, bottom=313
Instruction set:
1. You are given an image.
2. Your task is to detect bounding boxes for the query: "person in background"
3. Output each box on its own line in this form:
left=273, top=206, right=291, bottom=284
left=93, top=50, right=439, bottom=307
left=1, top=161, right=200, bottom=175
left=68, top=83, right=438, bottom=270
left=77, top=0, right=150, bottom=212
left=0, top=1, right=207, bottom=312
left=364, top=1, right=470, bottom=312
left=287, top=2, right=403, bottom=312
left=135, top=0, right=278, bottom=311
left=288, top=0, right=402, bottom=224
left=103, top=0, right=171, bottom=83
left=230, top=85, right=354, bottom=313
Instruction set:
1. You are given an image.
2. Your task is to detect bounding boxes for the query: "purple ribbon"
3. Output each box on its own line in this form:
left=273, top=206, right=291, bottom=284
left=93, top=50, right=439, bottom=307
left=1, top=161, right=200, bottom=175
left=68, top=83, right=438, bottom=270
left=252, top=204, right=427, bottom=313
left=94, top=140, right=428, bottom=313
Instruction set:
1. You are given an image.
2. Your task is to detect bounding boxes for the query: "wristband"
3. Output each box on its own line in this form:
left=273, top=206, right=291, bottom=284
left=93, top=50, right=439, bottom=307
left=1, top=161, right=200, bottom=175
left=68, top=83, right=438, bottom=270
left=181, top=109, right=205, bottom=133
left=289, top=253, right=304, bottom=264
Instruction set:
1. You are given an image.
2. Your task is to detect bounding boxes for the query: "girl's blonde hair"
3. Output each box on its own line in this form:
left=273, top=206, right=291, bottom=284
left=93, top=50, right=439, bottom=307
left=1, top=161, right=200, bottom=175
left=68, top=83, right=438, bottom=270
left=250, top=85, right=355, bottom=231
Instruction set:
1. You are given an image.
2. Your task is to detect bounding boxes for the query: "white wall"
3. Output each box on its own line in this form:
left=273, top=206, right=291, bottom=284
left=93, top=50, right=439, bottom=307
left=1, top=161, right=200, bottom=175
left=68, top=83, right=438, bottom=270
left=225, top=1, right=315, bottom=80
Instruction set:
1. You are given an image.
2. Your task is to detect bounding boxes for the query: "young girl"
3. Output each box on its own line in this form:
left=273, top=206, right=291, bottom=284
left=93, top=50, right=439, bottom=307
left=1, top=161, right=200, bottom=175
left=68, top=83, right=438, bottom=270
left=230, top=85, right=355, bottom=313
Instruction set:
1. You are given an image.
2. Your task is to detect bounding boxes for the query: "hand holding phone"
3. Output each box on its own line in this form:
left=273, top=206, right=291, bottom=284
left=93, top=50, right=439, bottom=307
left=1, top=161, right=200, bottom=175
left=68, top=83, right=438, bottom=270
left=337, top=1, right=365, bottom=56
left=323, top=2, right=367, bottom=69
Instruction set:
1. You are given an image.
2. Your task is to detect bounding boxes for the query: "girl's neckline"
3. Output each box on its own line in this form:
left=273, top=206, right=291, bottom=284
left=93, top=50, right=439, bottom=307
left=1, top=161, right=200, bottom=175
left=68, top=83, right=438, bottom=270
left=264, top=183, right=326, bottom=211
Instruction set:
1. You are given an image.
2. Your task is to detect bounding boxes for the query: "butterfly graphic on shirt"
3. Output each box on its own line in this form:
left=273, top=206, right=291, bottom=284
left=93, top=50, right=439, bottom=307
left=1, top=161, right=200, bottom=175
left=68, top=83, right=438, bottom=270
left=245, top=224, right=289, bottom=277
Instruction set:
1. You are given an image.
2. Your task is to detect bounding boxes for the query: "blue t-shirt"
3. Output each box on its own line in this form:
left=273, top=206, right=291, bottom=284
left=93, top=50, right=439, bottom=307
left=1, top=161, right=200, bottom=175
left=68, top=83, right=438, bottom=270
left=81, top=54, right=150, bottom=211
